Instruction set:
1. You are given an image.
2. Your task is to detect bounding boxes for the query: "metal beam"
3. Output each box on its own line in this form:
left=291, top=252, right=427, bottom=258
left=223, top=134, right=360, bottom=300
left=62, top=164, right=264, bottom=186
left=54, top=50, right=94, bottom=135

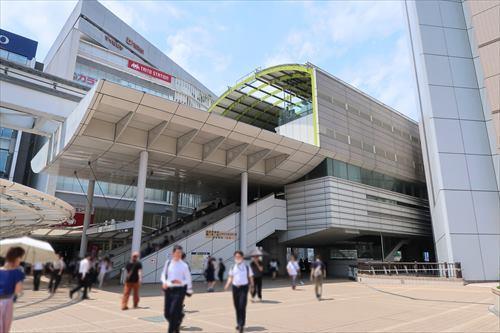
left=176, top=129, right=198, bottom=155
left=202, top=136, right=225, bottom=160
left=247, top=149, right=271, bottom=169
left=147, top=120, right=169, bottom=147
left=115, top=111, right=134, bottom=141
left=226, top=143, right=249, bottom=165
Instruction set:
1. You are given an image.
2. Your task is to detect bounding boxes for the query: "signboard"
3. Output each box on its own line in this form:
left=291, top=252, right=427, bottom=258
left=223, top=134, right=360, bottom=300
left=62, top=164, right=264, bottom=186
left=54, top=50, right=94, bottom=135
left=73, top=72, right=97, bottom=86
left=126, top=37, right=144, bottom=54
left=127, top=60, right=172, bottom=83
left=0, top=29, right=38, bottom=60
left=330, top=249, right=358, bottom=260
left=104, top=34, right=123, bottom=51
left=190, top=251, right=210, bottom=275
left=205, top=230, right=237, bottom=240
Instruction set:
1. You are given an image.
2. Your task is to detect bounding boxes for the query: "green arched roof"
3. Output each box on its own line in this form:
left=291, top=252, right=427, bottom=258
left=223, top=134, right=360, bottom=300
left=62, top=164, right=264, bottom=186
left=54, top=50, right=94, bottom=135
left=208, top=64, right=317, bottom=133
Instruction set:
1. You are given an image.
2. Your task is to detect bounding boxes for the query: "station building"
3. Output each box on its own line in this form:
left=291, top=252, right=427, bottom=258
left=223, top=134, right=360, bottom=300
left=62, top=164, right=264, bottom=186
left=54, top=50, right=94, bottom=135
left=2, top=0, right=439, bottom=279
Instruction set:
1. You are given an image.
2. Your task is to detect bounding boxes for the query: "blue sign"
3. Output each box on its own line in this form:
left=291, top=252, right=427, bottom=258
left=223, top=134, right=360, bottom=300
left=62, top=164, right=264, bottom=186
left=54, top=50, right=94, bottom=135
left=0, top=29, right=38, bottom=60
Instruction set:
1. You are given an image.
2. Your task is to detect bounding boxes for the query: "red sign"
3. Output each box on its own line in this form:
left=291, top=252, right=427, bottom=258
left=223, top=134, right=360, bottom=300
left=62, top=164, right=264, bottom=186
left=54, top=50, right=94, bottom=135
left=73, top=72, right=97, bottom=86
left=126, top=37, right=144, bottom=54
left=127, top=60, right=172, bottom=83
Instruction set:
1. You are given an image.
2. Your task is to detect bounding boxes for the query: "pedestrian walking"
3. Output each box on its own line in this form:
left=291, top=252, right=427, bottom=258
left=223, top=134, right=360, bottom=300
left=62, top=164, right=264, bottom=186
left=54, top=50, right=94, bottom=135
left=98, top=257, right=110, bottom=288
left=48, top=253, right=65, bottom=294
left=32, top=261, right=43, bottom=291
left=205, top=257, right=216, bottom=292
left=121, top=252, right=142, bottom=310
left=286, top=254, right=299, bottom=290
left=161, top=245, right=193, bottom=333
left=269, top=258, right=279, bottom=280
left=310, top=254, right=326, bottom=300
left=218, top=258, right=226, bottom=282
left=224, top=250, right=254, bottom=333
left=250, top=255, right=264, bottom=302
left=0, top=247, right=26, bottom=333
left=69, top=254, right=91, bottom=300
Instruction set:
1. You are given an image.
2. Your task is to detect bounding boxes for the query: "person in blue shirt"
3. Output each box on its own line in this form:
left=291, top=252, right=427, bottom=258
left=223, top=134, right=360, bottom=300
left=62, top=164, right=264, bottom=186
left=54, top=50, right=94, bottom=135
left=0, top=247, right=26, bottom=333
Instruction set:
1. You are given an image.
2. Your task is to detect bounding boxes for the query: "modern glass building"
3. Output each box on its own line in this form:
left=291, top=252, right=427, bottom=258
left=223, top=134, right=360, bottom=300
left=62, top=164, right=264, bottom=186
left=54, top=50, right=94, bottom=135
left=404, top=0, right=499, bottom=281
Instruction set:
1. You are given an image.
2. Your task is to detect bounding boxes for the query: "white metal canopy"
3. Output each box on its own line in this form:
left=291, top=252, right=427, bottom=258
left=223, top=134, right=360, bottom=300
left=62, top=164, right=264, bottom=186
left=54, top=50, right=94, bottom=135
left=0, top=178, right=75, bottom=238
left=31, top=80, right=326, bottom=187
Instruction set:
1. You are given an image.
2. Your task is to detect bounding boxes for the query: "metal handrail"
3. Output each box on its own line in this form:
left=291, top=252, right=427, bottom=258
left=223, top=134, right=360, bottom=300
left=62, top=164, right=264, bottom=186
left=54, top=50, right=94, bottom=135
left=357, top=261, right=462, bottom=279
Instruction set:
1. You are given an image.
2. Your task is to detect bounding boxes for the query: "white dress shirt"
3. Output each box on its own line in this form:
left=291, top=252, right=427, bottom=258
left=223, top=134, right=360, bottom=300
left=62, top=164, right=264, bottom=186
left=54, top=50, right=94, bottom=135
left=229, top=262, right=253, bottom=286
left=287, top=261, right=299, bottom=276
left=33, top=262, right=43, bottom=271
left=53, top=259, right=65, bottom=271
left=160, top=259, right=193, bottom=292
left=79, top=258, right=90, bottom=278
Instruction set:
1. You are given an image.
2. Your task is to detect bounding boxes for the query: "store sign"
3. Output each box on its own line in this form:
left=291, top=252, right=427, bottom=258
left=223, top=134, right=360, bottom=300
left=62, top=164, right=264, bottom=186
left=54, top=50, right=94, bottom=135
left=0, top=29, right=38, bottom=60
left=73, top=72, right=97, bottom=86
left=205, top=230, right=237, bottom=240
left=104, top=34, right=123, bottom=50
left=126, top=37, right=144, bottom=54
left=127, top=60, right=172, bottom=83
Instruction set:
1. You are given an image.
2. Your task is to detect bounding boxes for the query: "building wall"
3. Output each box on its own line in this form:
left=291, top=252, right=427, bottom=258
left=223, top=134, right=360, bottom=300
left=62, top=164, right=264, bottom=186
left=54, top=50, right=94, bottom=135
left=315, top=69, right=425, bottom=183
left=405, top=0, right=500, bottom=281
left=283, top=176, right=432, bottom=242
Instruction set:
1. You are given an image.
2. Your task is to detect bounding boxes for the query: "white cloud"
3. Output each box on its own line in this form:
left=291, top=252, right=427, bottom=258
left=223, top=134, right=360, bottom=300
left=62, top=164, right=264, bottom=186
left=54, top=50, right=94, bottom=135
left=165, top=26, right=231, bottom=83
left=0, top=0, right=77, bottom=61
left=263, top=1, right=417, bottom=119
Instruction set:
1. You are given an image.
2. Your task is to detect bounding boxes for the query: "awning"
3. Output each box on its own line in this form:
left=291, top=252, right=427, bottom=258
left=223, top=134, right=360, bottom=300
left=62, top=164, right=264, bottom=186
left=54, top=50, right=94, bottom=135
left=0, top=178, right=75, bottom=238
left=31, top=80, right=325, bottom=189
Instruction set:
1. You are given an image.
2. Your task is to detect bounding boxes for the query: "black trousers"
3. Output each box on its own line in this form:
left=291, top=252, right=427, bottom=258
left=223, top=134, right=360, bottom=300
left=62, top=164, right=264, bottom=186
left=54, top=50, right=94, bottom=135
left=48, top=272, right=62, bottom=293
left=251, top=277, right=262, bottom=299
left=33, top=270, right=42, bottom=291
left=70, top=274, right=88, bottom=298
left=218, top=271, right=224, bottom=282
left=232, top=285, right=249, bottom=328
left=164, top=287, right=186, bottom=333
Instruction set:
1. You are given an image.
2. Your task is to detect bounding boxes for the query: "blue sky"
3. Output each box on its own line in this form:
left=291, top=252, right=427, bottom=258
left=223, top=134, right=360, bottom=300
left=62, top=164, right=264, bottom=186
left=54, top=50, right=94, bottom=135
left=0, top=0, right=418, bottom=120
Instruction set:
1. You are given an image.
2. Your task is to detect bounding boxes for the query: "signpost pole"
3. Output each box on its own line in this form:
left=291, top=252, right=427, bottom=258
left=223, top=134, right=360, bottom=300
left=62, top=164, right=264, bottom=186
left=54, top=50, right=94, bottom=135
left=240, top=171, right=248, bottom=252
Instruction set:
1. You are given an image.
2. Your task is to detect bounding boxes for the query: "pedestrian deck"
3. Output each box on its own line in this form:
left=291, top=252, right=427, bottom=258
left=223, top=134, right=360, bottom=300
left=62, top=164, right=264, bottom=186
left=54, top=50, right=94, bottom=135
left=12, top=279, right=499, bottom=332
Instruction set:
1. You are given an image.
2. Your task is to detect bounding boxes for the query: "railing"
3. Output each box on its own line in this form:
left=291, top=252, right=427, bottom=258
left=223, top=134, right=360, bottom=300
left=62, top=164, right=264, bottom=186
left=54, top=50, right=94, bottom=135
left=106, top=202, right=239, bottom=277
left=357, top=261, right=462, bottom=279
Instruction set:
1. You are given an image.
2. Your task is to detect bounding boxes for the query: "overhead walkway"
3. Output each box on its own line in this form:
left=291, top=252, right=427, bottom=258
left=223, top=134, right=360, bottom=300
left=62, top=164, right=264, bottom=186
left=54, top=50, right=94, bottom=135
left=106, top=202, right=239, bottom=278
left=141, top=194, right=286, bottom=283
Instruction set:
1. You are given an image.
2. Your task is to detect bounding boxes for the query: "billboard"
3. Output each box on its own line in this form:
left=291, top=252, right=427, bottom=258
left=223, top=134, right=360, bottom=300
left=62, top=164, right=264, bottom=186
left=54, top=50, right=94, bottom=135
left=0, top=29, right=38, bottom=60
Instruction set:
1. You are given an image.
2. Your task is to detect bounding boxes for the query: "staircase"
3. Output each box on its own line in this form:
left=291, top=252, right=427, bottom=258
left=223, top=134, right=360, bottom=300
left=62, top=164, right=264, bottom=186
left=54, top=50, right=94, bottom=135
left=140, top=194, right=287, bottom=283
left=105, top=203, right=239, bottom=278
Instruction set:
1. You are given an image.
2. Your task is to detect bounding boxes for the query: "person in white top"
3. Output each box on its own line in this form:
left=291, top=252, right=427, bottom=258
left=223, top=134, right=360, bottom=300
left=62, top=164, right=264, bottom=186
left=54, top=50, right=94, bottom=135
left=32, top=261, right=43, bottom=291
left=161, top=245, right=193, bottom=333
left=224, top=250, right=254, bottom=333
left=48, top=253, right=65, bottom=293
left=70, top=254, right=91, bottom=300
left=286, top=254, right=300, bottom=290
left=98, top=257, right=110, bottom=288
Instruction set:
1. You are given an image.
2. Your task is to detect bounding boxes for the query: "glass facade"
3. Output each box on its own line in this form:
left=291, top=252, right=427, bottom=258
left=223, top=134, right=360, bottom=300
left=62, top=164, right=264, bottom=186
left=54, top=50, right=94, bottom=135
left=0, top=49, right=31, bottom=66
left=278, top=100, right=313, bottom=126
left=301, top=158, right=428, bottom=199
left=56, top=176, right=201, bottom=208
left=0, top=127, right=16, bottom=179
left=76, top=40, right=214, bottom=110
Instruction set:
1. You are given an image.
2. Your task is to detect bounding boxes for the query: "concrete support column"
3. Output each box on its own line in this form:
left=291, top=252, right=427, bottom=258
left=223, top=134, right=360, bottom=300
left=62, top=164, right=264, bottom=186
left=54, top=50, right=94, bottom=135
left=79, top=178, right=95, bottom=258
left=131, top=150, right=148, bottom=254
left=240, top=171, right=248, bottom=252
left=171, top=190, right=179, bottom=224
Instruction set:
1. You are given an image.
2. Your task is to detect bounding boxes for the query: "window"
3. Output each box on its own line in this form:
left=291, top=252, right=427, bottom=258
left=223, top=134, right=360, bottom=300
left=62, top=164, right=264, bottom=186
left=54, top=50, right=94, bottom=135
left=347, top=164, right=361, bottom=182
left=333, top=160, right=347, bottom=179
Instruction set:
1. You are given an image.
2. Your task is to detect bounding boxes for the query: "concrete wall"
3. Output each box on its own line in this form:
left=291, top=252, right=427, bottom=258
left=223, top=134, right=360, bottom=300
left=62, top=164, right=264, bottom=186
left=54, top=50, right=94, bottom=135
left=284, top=176, right=432, bottom=242
left=405, top=0, right=500, bottom=281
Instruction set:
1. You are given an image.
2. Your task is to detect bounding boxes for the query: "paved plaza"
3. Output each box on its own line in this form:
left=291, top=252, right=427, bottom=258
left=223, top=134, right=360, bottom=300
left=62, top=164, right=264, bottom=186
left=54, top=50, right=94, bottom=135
left=12, top=278, right=499, bottom=332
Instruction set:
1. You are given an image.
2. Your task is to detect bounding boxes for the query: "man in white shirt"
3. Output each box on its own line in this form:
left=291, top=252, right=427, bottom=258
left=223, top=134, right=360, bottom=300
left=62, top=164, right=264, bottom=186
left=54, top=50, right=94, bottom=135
left=32, top=261, right=43, bottom=291
left=69, top=254, right=91, bottom=300
left=286, top=254, right=299, bottom=290
left=225, top=250, right=254, bottom=333
left=161, top=245, right=192, bottom=333
left=48, top=253, right=65, bottom=293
